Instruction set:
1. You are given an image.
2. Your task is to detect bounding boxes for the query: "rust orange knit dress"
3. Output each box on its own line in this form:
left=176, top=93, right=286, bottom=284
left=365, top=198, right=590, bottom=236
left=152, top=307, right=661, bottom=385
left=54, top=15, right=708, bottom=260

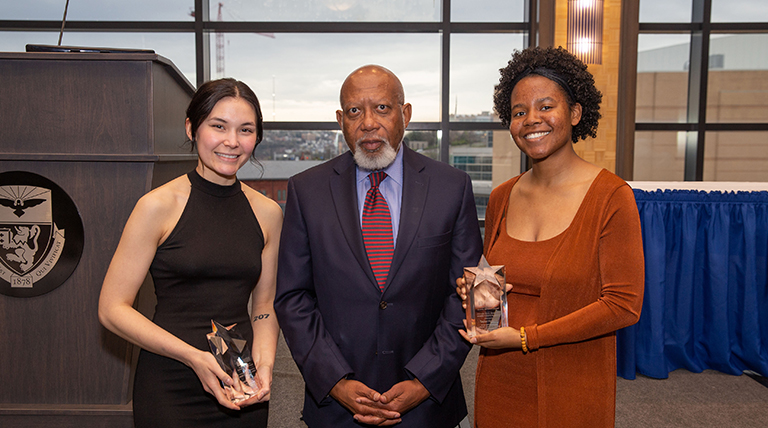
left=474, top=169, right=644, bottom=428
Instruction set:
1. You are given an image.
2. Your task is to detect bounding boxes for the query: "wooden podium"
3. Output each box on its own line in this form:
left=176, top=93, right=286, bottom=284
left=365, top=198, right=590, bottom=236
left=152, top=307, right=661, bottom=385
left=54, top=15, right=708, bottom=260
left=0, top=51, right=196, bottom=427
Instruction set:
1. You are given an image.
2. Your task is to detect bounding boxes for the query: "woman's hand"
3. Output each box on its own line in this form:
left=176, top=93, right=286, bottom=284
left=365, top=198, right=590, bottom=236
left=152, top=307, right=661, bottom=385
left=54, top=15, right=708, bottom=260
left=241, top=364, right=273, bottom=405
left=186, top=349, right=241, bottom=410
left=459, top=326, right=522, bottom=350
left=455, top=276, right=468, bottom=309
left=256, top=364, right=273, bottom=402
left=457, top=277, right=514, bottom=310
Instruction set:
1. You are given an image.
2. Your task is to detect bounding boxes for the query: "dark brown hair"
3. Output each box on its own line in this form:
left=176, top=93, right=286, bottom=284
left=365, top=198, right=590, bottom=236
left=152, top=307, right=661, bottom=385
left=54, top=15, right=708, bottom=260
left=186, top=78, right=264, bottom=159
left=494, top=46, right=602, bottom=143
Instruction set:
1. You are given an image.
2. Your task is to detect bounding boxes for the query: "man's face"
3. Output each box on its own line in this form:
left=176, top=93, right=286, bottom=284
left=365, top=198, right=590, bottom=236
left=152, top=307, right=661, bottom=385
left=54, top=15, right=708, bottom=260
left=336, top=68, right=412, bottom=170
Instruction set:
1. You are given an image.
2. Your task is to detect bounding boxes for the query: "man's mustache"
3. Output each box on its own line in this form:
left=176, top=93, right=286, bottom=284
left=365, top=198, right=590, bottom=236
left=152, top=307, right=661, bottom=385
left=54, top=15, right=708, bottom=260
left=355, top=136, right=389, bottom=152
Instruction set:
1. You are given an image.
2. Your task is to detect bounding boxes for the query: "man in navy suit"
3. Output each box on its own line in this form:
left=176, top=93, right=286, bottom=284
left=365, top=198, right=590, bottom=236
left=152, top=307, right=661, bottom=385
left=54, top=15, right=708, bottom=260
left=274, top=65, right=482, bottom=427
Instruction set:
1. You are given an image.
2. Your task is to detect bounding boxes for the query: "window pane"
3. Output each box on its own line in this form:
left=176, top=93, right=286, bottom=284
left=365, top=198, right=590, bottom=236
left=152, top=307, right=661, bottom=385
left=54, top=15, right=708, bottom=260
left=451, top=0, right=526, bottom=22
left=240, top=132, right=334, bottom=209
left=405, top=130, right=439, bottom=160
left=711, top=0, right=768, bottom=23
left=8, top=0, right=194, bottom=21
left=448, top=130, right=521, bottom=218
left=639, top=0, right=692, bottom=23
left=254, top=130, right=345, bottom=162
left=0, top=31, right=61, bottom=53
left=636, top=34, right=690, bottom=122
left=450, top=133, right=494, bottom=182
left=633, top=131, right=686, bottom=181
left=449, top=142, right=493, bottom=218
left=63, top=32, right=195, bottom=84
left=451, top=34, right=526, bottom=121
left=210, top=0, right=440, bottom=22
left=706, top=34, right=768, bottom=123
left=216, top=33, right=440, bottom=122
left=704, top=132, right=768, bottom=181
left=2, top=32, right=196, bottom=84
left=6, top=1, right=67, bottom=20
left=71, top=0, right=193, bottom=20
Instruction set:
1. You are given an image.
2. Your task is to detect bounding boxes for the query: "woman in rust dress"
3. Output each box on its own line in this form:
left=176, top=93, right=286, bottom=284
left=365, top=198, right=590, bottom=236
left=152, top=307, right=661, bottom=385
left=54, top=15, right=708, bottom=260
left=459, top=47, right=644, bottom=427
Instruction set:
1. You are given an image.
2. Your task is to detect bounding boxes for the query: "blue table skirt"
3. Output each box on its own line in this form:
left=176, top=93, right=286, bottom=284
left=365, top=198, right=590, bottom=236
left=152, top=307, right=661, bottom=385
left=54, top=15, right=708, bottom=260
left=617, top=189, right=768, bottom=379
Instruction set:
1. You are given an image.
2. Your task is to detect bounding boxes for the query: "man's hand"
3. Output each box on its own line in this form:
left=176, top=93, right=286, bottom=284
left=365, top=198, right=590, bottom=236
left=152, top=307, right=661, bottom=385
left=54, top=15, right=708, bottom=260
left=330, top=378, right=402, bottom=426
left=376, top=379, right=430, bottom=416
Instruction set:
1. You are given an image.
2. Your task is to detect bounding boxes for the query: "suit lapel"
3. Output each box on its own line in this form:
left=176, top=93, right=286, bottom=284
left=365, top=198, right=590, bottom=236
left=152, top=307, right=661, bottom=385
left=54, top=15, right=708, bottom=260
left=385, top=146, right=428, bottom=291
left=329, top=152, right=378, bottom=287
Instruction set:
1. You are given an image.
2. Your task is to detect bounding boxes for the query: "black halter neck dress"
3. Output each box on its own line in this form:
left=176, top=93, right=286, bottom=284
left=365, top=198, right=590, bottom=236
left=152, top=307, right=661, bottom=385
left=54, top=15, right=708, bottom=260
left=132, top=170, right=268, bottom=427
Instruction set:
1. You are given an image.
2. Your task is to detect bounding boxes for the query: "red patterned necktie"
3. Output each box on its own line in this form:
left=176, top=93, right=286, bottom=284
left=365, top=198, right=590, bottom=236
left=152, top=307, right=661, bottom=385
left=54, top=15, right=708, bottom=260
left=362, top=171, right=394, bottom=291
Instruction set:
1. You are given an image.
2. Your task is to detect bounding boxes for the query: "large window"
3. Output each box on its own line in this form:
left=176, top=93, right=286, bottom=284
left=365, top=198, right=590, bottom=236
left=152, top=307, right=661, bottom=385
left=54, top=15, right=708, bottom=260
left=1, top=0, right=533, bottom=218
left=634, top=0, right=768, bottom=181
left=10, top=2, right=768, bottom=186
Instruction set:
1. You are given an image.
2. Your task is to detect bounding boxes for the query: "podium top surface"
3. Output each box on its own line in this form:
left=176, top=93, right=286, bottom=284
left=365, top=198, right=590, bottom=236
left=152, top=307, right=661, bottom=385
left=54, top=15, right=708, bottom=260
left=25, top=44, right=156, bottom=54
left=3, top=50, right=161, bottom=62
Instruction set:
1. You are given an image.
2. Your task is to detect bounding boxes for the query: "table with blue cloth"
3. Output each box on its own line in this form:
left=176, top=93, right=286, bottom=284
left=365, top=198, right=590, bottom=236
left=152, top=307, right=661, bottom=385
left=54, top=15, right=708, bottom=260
left=617, top=185, right=768, bottom=380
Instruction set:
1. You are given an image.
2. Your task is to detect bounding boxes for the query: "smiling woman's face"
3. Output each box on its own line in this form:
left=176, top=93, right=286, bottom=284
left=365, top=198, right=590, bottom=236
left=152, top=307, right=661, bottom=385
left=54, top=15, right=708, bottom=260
left=188, top=96, right=258, bottom=185
left=507, top=75, right=582, bottom=162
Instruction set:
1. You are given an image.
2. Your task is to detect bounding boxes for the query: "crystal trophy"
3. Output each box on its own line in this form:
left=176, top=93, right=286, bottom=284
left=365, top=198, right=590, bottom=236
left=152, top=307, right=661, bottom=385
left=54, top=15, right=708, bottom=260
left=206, top=320, right=260, bottom=403
left=464, top=256, right=508, bottom=337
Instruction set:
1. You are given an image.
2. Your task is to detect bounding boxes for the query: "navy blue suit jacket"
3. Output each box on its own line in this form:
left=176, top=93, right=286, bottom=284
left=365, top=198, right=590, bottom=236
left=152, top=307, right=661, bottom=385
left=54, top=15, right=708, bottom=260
left=275, top=146, right=483, bottom=427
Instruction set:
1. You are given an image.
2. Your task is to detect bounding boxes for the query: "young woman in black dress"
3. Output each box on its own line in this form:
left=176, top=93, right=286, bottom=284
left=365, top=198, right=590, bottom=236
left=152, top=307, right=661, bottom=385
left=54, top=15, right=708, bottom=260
left=99, top=78, right=282, bottom=427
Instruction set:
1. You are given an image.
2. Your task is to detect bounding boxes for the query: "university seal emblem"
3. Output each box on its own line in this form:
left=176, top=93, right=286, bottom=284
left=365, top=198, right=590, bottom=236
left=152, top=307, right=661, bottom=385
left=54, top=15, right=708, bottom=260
left=0, top=171, right=83, bottom=297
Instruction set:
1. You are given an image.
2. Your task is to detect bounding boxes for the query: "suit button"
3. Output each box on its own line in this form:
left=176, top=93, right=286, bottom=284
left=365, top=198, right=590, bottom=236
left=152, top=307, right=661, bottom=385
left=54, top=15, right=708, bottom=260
left=379, top=301, right=388, bottom=310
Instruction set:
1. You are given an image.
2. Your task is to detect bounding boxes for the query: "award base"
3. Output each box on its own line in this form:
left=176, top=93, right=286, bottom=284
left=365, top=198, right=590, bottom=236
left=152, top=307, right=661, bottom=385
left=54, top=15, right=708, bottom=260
left=468, top=307, right=503, bottom=338
left=206, top=320, right=260, bottom=403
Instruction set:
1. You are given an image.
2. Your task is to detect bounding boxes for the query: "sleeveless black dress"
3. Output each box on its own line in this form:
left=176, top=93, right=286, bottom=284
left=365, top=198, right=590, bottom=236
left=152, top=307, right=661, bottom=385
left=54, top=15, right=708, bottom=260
left=132, top=170, right=268, bottom=427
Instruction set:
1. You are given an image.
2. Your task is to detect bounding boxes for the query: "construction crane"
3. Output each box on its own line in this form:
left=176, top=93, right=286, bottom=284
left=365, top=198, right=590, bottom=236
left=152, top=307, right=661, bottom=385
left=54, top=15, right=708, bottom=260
left=188, top=3, right=227, bottom=78
left=215, top=2, right=225, bottom=78
left=213, top=3, right=275, bottom=78
left=189, top=3, right=276, bottom=80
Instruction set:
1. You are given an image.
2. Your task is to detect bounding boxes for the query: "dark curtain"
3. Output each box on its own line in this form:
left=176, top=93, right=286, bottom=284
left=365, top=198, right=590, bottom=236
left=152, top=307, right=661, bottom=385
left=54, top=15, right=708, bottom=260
left=617, top=189, right=768, bottom=380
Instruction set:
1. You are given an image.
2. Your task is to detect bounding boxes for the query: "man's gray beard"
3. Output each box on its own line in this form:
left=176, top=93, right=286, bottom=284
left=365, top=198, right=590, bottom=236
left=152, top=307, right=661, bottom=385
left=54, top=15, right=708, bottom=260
left=352, top=139, right=397, bottom=171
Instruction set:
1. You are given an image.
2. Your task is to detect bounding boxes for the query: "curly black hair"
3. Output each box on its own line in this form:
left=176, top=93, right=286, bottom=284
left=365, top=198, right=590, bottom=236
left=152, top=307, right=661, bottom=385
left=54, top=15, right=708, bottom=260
left=493, top=46, right=602, bottom=143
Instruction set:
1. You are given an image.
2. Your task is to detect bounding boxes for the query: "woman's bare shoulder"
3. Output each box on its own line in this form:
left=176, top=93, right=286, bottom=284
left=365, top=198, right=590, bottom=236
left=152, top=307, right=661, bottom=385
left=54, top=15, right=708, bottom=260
left=127, top=176, right=192, bottom=241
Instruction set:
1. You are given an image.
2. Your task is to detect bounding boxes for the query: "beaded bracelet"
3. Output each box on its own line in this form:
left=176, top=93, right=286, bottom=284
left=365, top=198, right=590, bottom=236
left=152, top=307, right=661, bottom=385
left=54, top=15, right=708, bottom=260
left=520, top=326, right=529, bottom=354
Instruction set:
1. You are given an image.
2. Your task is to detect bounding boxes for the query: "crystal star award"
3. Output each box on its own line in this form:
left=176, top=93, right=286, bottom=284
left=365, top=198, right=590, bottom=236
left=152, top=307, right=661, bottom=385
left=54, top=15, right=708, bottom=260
left=206, top=320, right=260, bottom=403
left=464, top=255, right=508, bottom=337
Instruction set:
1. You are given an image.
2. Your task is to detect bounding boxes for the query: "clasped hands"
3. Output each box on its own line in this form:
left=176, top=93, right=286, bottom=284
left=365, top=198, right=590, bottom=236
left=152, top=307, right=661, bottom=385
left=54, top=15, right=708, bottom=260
left=331, top=378, right=430, bottom=426
left=188, top=349, right=271, bottom=411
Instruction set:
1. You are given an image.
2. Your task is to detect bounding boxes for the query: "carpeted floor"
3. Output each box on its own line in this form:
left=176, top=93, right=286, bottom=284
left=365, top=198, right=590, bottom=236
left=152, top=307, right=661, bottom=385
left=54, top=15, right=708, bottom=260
left=268, top=332, right=768, bottom=427
left=615, top=369, right=768, bottom=428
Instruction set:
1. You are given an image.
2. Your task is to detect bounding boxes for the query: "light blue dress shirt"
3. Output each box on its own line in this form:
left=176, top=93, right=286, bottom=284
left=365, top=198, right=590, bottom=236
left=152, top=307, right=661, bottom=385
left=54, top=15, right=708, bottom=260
left=355, top=144, right=403, bottom=247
